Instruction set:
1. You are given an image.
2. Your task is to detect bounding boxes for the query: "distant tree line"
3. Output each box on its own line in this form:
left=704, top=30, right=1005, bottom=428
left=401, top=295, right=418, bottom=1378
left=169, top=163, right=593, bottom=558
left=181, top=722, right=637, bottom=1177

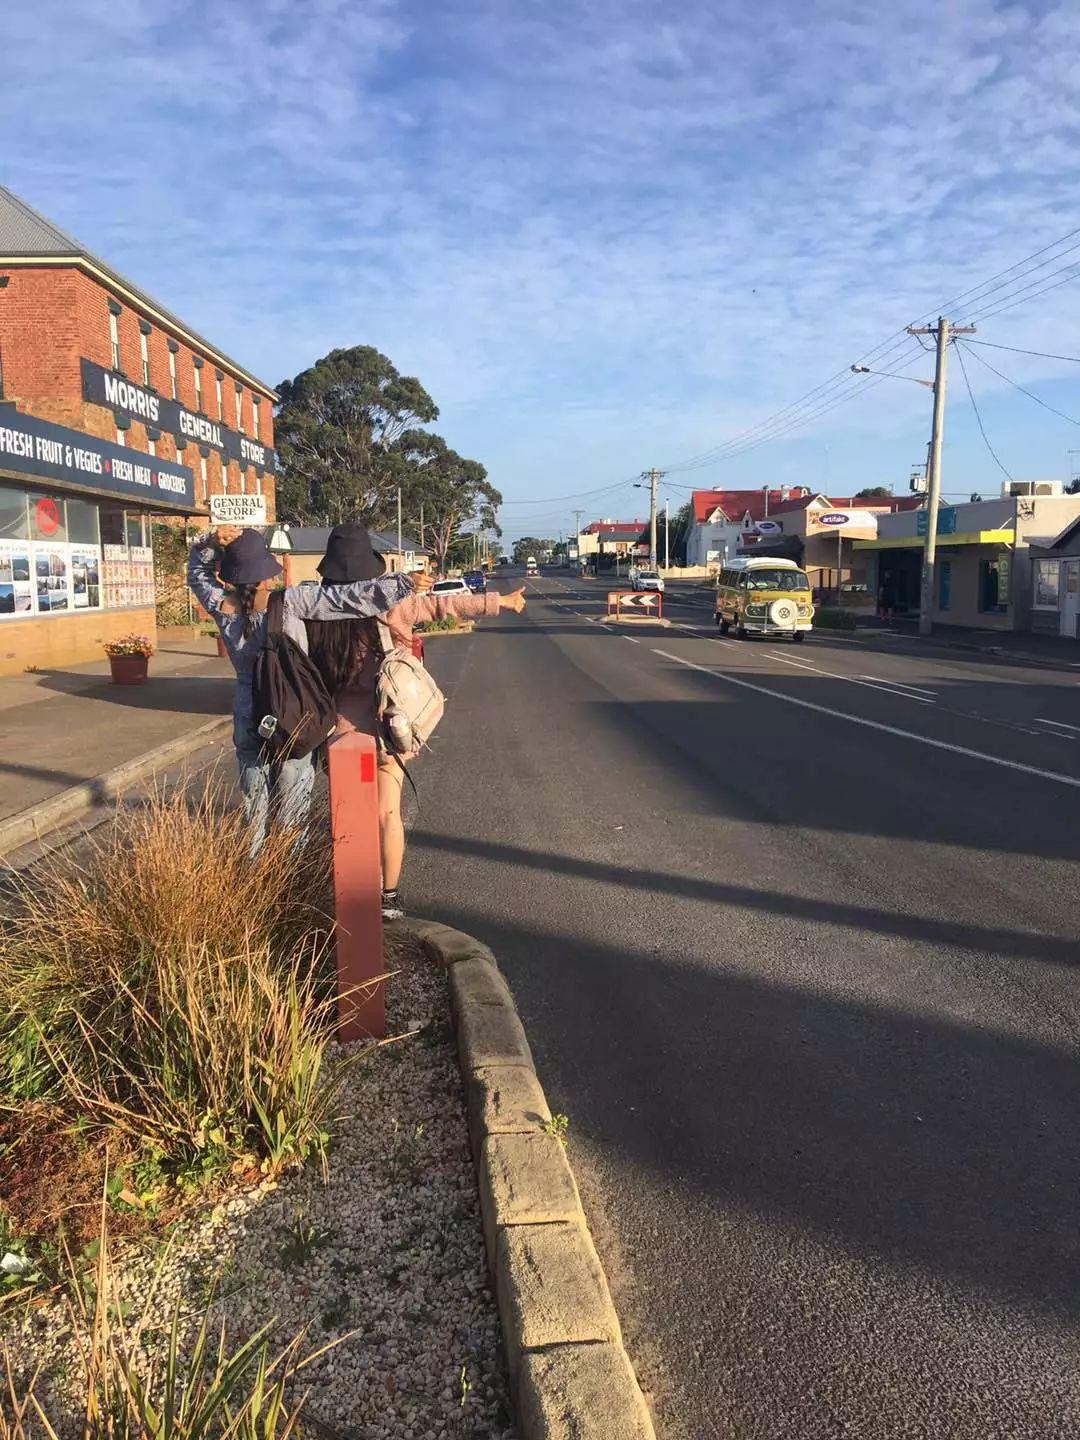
left=274, top=345, right=501, bottom=572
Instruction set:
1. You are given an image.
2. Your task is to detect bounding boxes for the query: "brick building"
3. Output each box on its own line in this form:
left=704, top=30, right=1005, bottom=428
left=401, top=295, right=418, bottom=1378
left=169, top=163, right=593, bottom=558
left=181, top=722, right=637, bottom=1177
left=0, top=186, right=278, bottom=674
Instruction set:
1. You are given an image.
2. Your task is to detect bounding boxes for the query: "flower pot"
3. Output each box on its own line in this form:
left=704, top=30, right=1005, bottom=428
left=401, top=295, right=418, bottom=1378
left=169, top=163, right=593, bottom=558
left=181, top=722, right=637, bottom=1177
left=108, top=653, right=149, bottom=685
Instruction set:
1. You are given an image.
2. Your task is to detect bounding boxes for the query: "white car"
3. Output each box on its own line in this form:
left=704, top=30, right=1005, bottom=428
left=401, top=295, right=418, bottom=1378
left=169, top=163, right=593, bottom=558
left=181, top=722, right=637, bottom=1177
left=631, top=568, right=665, bottom=593
left=430, top=577, right=470, bottom=596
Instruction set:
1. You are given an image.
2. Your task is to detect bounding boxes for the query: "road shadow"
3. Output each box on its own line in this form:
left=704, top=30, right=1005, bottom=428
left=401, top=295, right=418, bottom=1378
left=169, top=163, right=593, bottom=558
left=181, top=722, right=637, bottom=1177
left=416, top=896, right=1080, bottom=1326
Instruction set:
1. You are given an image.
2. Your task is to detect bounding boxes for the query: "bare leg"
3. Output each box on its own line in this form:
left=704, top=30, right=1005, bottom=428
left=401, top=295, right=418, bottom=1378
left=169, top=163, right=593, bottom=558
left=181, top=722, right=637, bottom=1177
left=377, top=758, right=407, bottom=891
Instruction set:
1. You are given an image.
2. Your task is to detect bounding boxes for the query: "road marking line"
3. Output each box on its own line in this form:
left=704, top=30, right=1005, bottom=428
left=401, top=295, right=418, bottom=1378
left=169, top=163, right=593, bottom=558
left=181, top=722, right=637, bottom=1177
left=651, top=649, right=1080, bottom=789
left=708, top=638, right=737, bottom=648
left=1035, top=717, right=1080, bottom=735
left=768, top=654, right=821, bottom=671
left=623, top=635, right=641, bottom=644
left=860, top=674, right=936, bottom=696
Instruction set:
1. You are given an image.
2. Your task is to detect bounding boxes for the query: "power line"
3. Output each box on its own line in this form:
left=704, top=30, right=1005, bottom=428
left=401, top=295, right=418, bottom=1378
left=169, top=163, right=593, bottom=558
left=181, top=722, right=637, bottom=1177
left=497, top=474, right=638, bottom=505
left=955, top=344, right=1014, bottom=483
left=959, top=343, right=1080, bottom=427
left=963, top=262, right=1080, bottom=325
left=965, top=339, right=1080, bottom=364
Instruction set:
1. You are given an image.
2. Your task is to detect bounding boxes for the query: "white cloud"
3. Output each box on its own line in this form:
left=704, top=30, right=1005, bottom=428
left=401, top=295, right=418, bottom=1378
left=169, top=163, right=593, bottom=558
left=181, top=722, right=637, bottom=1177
left=4, top=0, right=1080, bottom=523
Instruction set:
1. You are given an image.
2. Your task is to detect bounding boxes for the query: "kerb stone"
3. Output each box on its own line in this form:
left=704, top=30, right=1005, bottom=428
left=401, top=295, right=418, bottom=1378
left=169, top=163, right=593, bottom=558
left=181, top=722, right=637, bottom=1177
left=468, top=1064, right=550, bottom=1154
left=516, top=1343, right=655, bottom=1440
left=496, top=1221, right=621, bottom=1382
left=458, top=997, right=533, bottom=1074
left=450, top=955, right=512, bottom=1019
left=479, top=1132, right=582, bottom=1263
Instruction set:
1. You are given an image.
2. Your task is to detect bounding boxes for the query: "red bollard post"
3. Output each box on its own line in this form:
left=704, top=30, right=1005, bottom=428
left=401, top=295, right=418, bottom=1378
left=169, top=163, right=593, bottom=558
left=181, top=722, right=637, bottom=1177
left=326, top=730, right=385, bottom=1041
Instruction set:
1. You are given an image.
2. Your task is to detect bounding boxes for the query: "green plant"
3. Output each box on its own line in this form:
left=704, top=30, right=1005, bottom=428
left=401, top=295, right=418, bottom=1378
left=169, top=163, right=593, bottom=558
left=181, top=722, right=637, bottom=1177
left=542, top=1113, right=569, bottom=1144
left=814, top=607, right=857, bottom=631
left=416, top=614, right=462, bottom=633
left=277, top=1210, right=332, bottom=1270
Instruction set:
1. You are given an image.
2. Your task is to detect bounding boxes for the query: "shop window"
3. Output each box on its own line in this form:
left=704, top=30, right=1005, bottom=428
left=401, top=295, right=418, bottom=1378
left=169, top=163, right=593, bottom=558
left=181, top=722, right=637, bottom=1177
left=126, top=512, right=146, bottom=551
left=29, top=493, right=68, bottom=543
left=139, top=322, right=152, bottom=386
left=216, top=372, right=224, bottom=419
left=67, top=498, right=100, bottom=546
left=100, top=506, right=126, bottom=548
left=168, top=344, right=179, bottom=401
left=1032, top=558, right=1061, bottom=610
left=220, top=457, right=230, bottom=492
left=234, top=383, right=244, bottom=432
left=252, top=399, right=260, bottom=441
left=979, top=557, right=1010, bottom=614
left=0, top=341, right=5, bottom=401
left=199, top=453, right=208, bottom=500
left=0, top=485, right=29, bottom=541
left=147, top=431, right=157, bottom=458
left=193, top=359, right=203, bottom=413
left=938, top=560, right=951, bottom=611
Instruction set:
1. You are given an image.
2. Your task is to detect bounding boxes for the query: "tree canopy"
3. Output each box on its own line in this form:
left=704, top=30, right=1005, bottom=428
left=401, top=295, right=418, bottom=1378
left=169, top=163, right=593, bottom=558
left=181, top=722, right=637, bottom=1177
left=273, top=347, right=501, bottom=565
left=512, top=537, right=555, bottom=564
left=854, top=486, right=893, bottom=499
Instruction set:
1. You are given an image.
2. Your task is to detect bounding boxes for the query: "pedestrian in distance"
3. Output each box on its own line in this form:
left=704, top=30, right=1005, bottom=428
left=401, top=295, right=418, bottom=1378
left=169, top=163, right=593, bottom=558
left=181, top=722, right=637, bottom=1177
left=304, top=522, right=526, bottom=920
left=187, top=525, right=411, bottom=854
left=878, top=573, right=896, bottom=624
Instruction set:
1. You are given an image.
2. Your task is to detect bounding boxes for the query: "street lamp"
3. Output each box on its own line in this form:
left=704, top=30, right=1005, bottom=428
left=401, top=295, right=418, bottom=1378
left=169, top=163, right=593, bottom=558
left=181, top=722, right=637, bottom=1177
left=850, top=364, right=933, bottom=388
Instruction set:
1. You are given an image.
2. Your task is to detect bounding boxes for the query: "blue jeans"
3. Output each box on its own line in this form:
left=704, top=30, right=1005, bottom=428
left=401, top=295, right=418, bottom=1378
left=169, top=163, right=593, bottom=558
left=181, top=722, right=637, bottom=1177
left=235, top=742, right=316, bottom=856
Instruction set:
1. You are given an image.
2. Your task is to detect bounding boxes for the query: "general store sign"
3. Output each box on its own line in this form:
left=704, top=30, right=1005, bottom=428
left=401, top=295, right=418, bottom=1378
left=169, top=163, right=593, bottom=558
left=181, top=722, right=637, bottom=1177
left=0, top=407, right=195, bottom=510
left=80, top=359, right=276, bottom=472
left=209, top=493, right=267, bottom=525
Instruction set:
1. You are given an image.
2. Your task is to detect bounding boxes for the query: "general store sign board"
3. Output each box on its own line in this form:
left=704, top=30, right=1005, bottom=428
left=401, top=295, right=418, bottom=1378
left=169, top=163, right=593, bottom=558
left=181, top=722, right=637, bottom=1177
left=209, top=493, right=267, bottom=526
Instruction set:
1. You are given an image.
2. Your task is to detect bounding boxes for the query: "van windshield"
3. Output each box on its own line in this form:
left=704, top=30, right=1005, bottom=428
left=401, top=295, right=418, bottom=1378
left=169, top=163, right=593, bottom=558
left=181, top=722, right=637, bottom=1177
left=745, top=569, right=810, bottom=591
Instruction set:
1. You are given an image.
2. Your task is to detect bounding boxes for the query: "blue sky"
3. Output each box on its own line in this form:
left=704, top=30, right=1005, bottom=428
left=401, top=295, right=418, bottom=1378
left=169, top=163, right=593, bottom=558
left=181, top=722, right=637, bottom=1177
left=5, top=0, right=1080, bottom=541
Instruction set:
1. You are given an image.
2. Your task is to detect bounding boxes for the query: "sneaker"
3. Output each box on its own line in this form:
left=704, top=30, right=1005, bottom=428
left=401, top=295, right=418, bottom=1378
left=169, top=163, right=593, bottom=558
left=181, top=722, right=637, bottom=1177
left=381, top=890, right=405, bottom=921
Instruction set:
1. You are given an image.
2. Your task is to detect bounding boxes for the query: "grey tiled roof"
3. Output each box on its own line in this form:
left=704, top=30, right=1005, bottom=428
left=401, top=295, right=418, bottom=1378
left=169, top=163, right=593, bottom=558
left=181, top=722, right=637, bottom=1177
left=0, top=186, right=276, bottom=398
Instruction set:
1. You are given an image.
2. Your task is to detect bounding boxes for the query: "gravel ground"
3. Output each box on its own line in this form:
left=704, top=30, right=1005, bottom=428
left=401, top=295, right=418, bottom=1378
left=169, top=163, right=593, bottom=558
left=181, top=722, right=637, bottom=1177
left=5, top=937, right=516, bottom=1440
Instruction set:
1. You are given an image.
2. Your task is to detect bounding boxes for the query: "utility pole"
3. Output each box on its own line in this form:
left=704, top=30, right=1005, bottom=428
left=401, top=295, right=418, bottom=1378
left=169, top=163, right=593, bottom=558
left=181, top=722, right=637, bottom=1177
left=641, top=469, right=664, bottom=566
left=906, top=317, right=974, bottom=635
left=664, top=498, right=670, bottom=570
left=397, top=487, right=403, bottom=572
left=419, top=503, right=424, bottom=551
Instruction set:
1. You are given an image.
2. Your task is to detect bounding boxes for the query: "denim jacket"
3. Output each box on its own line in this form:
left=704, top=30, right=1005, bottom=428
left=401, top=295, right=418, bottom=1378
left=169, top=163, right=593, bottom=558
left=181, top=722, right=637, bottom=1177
left=187, top=535, right=412, bottom=743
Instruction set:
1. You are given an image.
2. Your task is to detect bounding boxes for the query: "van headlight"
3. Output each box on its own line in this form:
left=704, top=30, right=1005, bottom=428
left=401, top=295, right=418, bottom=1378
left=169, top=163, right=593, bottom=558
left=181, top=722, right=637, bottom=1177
left=797, top=604, right=812, bottom=616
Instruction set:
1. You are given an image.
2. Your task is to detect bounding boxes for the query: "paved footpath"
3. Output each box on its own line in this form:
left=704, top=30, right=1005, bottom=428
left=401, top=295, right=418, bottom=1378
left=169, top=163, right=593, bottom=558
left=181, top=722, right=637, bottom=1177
left=0, top=631, right=232, bottom=823
left=406, top=571, right=1080, bottom=1440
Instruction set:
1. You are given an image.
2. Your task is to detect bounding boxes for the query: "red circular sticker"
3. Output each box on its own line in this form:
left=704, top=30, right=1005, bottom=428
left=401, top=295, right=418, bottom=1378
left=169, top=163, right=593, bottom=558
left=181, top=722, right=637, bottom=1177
left=36, top=498, right=61, bottom=536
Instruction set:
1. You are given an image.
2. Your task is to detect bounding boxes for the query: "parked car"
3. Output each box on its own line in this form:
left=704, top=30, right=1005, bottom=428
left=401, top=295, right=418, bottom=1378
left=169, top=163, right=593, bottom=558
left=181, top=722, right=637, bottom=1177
left=463, top=569, right=487, bottom=593
left=631, top=568, right=665, bottom=593
left=430, top=577, right=471, bottom=597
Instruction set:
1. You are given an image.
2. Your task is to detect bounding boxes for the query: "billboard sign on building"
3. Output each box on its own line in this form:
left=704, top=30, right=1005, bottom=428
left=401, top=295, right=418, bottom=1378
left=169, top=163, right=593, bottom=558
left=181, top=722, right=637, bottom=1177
left=210, top=493, right=267, bottom=526
left=808, top=509, right=879, bottom=538
left=0, top=407, right=195, bottom=510
left=80, top=359, right=276, bottom=473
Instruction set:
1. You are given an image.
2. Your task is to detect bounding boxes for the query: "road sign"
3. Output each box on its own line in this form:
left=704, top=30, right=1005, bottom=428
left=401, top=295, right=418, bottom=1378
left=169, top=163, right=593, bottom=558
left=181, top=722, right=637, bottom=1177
left=606, top=590, right=664, bottom=621
left=209, top=493, right=267, bottom=526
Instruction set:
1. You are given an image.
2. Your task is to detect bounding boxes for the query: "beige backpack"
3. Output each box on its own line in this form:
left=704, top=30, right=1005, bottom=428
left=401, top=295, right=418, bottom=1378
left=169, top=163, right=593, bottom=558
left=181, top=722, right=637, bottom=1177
left=374, top=620, right=445, bottom=756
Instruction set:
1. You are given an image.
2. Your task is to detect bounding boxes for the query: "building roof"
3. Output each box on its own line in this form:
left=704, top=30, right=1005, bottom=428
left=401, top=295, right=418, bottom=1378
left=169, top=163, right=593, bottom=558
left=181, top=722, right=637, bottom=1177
left=280, top=525, right=429, bottom=557
left=0, top=186, right=277, bottom=401
left=691, top=487, right=922, bottom=524
left=584, top=519, right=648, bottom=539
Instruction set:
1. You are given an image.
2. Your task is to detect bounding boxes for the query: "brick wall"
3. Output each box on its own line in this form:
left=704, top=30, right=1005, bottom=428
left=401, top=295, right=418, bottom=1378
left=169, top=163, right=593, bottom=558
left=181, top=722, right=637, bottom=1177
left=0, top=263, right=276, bottom=519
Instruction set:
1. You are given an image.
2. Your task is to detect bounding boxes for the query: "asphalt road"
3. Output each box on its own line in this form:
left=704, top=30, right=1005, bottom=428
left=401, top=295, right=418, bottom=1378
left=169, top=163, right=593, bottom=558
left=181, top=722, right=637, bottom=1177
left=404, top=568, right=1080, bottom=1440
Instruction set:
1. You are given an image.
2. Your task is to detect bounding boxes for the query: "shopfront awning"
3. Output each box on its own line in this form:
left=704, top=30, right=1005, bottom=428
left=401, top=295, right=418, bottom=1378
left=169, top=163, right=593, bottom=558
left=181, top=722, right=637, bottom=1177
left=853, top=529, right=1014, bottom=550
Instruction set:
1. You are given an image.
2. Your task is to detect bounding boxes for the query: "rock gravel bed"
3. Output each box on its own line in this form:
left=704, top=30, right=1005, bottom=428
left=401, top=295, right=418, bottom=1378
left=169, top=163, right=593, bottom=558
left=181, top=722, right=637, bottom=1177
left=5, top=936, right=517, bottom=1440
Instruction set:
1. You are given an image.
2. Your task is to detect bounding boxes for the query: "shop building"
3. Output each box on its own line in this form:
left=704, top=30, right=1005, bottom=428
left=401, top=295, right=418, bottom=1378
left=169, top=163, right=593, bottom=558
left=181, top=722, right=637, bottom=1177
left=280, top=527, right=430, bottom=583
left=0, top=186, right=278, bottom=675
left=1028, top=513, right=1080, bottom=640
left=853, top=486, right=1080, bottom=632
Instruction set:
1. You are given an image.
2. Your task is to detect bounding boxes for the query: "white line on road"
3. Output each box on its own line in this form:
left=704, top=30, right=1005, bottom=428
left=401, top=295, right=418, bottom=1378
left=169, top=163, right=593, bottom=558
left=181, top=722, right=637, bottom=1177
left=708, top=638, right=737, bottom=648
left=623, top=635, right=641, bottom=644
left=1035, top=717, right=1080, bottom=736
left=860, top=674, right=936, bottom=696
left=651, top=649, right=1080, bottom=790
left=768, top=653, right=820, bottom=671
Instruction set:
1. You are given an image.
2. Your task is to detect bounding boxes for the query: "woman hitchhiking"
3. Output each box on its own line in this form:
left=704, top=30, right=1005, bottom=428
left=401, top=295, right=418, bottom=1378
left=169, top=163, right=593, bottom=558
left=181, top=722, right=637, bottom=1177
left=305, top=523, right=526, bottom=920
left=187, top=525, right=411, bottom=853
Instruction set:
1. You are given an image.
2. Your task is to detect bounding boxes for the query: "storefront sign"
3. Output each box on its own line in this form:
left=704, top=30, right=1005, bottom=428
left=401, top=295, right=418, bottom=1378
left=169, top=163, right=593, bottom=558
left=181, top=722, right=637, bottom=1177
left=809, top=509, right=879, bottom=538
left=80, top=359, right=276, bottom=472
left=754, top=519, right=783, bottom=535
left=917, top=506, right=957, bottom=536
left=0, top=407, right=195, bottom=510
left=209, top=493, right=267, bottom=525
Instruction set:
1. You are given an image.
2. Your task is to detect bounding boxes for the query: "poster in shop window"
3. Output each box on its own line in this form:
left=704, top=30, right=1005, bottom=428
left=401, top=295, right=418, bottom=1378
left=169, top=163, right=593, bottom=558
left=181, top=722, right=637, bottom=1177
left=0, top=542, right=33, bottom=616
left=71, top=550, right=102, bottom=610
left=35, top=546, right=70, bottom=612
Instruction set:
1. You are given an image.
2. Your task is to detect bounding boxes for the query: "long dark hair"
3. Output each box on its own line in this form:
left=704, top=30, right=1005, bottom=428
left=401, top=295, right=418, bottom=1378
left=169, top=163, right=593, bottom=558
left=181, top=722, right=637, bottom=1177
left=306, top=616, right=377, bottom=693
left=232, top=583, right=261, bottom=638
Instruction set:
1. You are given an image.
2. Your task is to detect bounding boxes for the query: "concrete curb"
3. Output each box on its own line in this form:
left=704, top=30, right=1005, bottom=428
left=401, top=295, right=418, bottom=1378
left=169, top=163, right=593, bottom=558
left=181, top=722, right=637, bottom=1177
left=405, top=918, right=656, bottom=1440
left=0, top=715, right=231, bottom=859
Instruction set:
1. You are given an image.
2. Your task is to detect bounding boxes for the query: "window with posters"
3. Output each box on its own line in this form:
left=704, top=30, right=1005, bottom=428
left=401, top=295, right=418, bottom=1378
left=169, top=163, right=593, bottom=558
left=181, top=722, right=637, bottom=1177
left=1032, top=558, right=1061, bottom=610
left=0, top=483, right=144, bottom=618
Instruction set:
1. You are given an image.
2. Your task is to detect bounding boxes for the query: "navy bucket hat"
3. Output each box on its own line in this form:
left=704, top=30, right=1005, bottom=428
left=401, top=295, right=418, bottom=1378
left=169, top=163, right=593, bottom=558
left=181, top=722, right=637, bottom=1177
left=317, top=523, right=386, bottom=583
left=217, top=529, right=283, bottom=585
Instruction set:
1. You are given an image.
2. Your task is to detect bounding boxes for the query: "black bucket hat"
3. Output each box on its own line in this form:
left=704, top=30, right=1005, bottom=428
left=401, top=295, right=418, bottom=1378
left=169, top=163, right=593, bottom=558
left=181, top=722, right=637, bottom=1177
left=218, top=528, right=283, bottom=585
left=317, top=523, right=386, bottom=582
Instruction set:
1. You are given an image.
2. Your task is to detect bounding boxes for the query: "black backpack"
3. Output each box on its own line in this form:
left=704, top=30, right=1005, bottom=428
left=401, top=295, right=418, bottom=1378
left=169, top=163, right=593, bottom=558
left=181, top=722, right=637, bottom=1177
left=250, top=591, right=337, bottom=760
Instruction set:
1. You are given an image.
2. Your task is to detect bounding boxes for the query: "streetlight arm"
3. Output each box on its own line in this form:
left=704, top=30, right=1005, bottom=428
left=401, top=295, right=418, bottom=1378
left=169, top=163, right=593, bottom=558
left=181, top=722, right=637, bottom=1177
left=850, top=364, right=934, bottom=389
